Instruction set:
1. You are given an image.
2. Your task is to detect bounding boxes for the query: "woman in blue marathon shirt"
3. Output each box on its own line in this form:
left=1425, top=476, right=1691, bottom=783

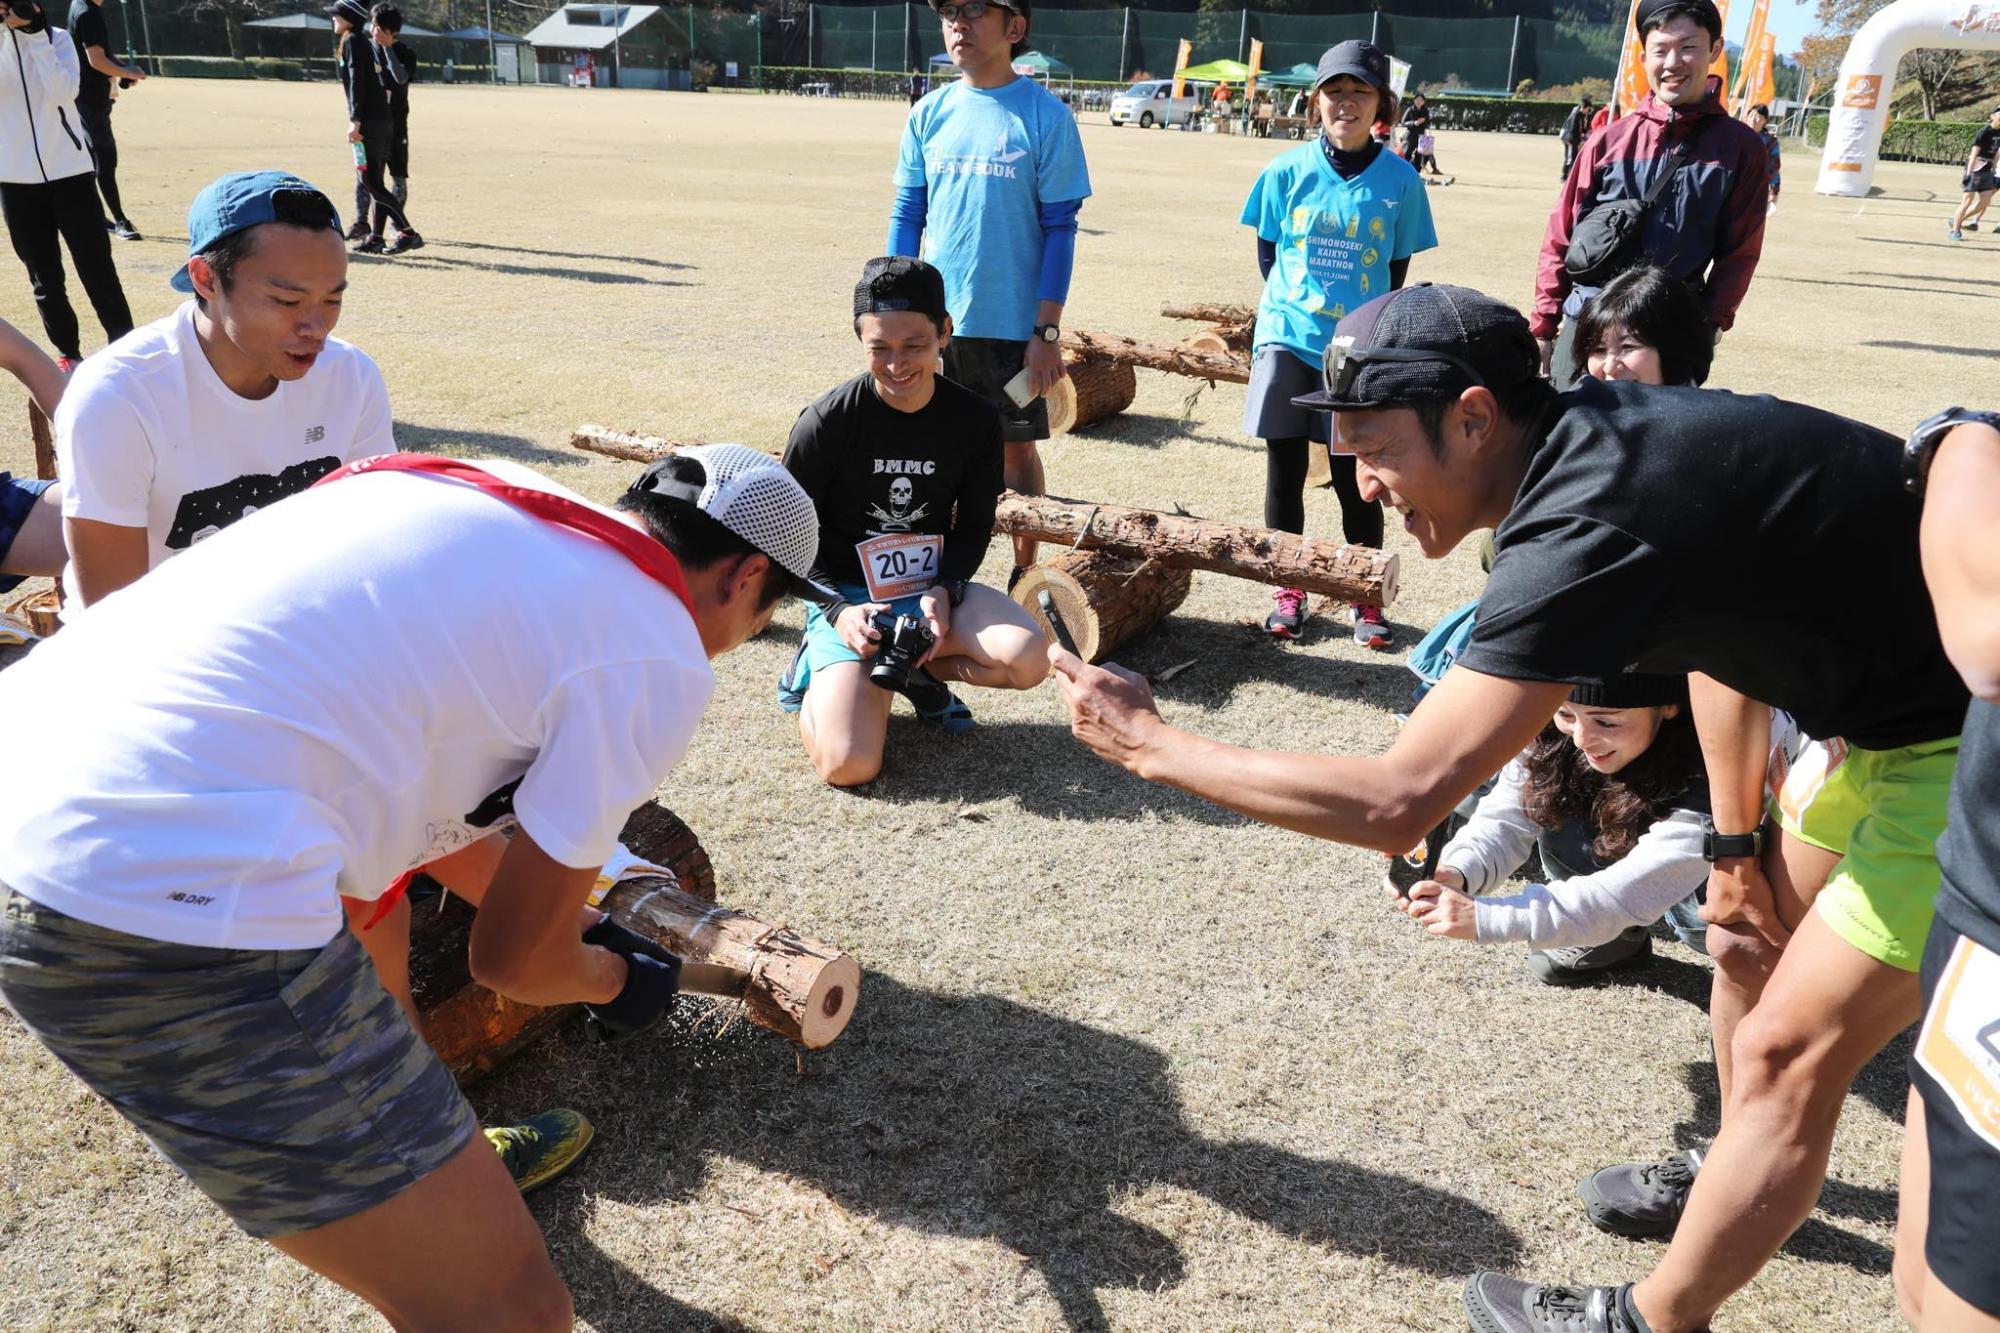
left=1239, top=40, right=1435, bottom=647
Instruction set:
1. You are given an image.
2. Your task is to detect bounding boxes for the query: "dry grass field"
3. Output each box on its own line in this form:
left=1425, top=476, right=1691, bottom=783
left=1, top=78, right=1989, bottom=1332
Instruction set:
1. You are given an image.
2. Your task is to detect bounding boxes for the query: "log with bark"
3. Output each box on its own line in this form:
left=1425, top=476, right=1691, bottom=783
left=1177, top=324, right=1252, bottom=358
left=1013, top=551, right=1192, bottom=662
left=1044, top=357, right=1137, bottom=435
left=30, top=402, right=55, bottom=481
left=414, top=802, right=857, bottom=1084
left=993, top=491, right=1397, bottom=606
left=1058, top=330, right=1249, bottom=385
left=568, top=424, right=717, bottom=464
left=1161, top=302, right=1254, bottom=326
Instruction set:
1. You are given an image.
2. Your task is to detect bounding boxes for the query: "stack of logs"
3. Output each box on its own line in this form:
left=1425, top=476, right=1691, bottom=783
left=414, top=801, right=860, bottom=1084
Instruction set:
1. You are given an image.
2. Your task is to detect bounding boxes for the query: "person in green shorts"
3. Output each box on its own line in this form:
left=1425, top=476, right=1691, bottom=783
left=1045, top=283, right=1970, bottom=1333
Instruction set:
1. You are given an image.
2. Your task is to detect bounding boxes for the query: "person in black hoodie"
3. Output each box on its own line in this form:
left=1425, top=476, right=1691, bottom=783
left=329, top=0, right=421, bottom=255
left=0, top=0, right=131, bottom=370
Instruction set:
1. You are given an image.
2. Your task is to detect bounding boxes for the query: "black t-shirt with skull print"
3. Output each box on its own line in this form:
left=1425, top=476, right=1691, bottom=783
left=783, top=370, right=1005, bottom=590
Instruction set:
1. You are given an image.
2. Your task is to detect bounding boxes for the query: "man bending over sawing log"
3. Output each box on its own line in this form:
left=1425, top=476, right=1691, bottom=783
left=0, top=444, right=826, bottom=1331
left=1051, top=282, right=1969, bottom=1333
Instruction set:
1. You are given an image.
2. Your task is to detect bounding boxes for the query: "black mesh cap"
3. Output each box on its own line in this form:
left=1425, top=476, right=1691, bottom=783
left=1291, top=283, right=1542, bottom=413
left=1568, top=673, right=1689, bottom=710
left=853, top=256, right=949, bottom=326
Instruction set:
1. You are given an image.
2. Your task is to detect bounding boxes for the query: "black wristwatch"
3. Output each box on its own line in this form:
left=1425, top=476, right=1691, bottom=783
left=944, top=579, right=970, bottom=607
left=1032, top=323, right=1061, bottom=344
left=1904, top=407, right=2000, bottom=497
left=1702, top=820, right=1763, bottom=863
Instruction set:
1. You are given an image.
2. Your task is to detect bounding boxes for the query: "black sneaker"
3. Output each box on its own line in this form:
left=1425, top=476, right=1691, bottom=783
left=384, top=230, right=425, bottom=256
left=110, top=219, right=141, bottom=241
left=1526, top=926, right=1652, bottom=984
left=345, top=219, right=372, bottom=243
left=351, top=234, right=387, bottom=255
left=1463, top=1275, right=1652, bottom=1333
left=1578, top=1147, right=1703, bottom=1239
left=1006, top=564, right=1027, bottom=594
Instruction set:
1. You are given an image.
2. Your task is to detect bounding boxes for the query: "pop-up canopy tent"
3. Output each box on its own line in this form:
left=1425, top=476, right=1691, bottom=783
left=1177, top=58, right=1251, bottom=84
left=243, top=11, right=441, bottom=35
left=1262, top=62, right=1320, bottom=88
left=1010, top=49, right=1071, bottom=78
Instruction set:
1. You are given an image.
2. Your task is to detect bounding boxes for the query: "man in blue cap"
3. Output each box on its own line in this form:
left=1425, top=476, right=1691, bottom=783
left=56, top=170, right=394, bottom=610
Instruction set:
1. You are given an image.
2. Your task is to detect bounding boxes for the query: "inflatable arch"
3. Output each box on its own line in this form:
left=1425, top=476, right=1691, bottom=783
left=1816, top=0, right=2000, bottom=196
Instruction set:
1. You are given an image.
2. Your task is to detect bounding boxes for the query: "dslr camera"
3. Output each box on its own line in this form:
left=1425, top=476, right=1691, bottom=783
left=866, top=610, right=935, bottom=693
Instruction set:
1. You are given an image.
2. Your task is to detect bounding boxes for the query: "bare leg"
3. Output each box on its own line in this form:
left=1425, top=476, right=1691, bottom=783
left=925, top=583, right=1049, bottom=690
left=1925, top=1273, right=2000, bottom=1333
left=1897, top=1085, right=1934, bottom=1326
left=270, top=1133, right=571, bottom=1333
left=799, top=659, right=893, bottom=787
left=1004, top=439, right=1045, bottom=571
left=1, top=481, right=64, bottom=578
left=1631, top=910, right=1922, bottom=1333
left=1709, top=829, right=1840, bottom=1101
left=343, top=894, right=415, bottom=1027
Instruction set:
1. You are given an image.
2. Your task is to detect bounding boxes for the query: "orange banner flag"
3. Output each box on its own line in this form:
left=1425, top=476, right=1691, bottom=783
left=1613, top=0, right=1648, bottom=115
left=1170, top=38, right=1192, bottom=102
left=1734, top=0, right=1770, bottom=106
left=1747, top=30, right=1777, bottom=110
left=1246, top=38, right=1263, bottom=104
left=1709, top=0, right=1732, bottom=111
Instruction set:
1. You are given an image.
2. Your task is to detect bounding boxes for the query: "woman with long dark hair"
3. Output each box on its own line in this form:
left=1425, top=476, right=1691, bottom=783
left=1390, top=674, right=1794, bottom=982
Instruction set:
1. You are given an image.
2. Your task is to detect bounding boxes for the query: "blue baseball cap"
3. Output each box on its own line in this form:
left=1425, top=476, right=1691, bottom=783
left=170, top=171, right=342, bottom=293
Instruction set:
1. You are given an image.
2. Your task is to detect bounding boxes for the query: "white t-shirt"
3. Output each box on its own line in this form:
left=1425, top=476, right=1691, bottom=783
left=0, top=460, right=715, bottom=951
left=55, top=301, right=395, bottom=603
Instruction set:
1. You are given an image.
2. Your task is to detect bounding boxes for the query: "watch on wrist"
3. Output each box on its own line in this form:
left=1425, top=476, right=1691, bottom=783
left=945, top=579, right=970, bottom=607
left=1904, top=407, right=2000, bottom=497
left=1702, top=820, right=1763, bottom=863
left=1032, top=323, right=1061, bottom=344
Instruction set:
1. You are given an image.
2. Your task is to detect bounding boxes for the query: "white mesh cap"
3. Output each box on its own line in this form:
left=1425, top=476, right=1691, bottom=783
left=628, top=443, right=833, bottom=601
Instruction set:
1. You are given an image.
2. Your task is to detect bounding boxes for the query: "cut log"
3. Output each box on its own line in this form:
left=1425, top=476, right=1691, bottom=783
left=568, top=424, right=721, bottom=465
left=993, top=491, right=1397, bottom=606
left=414, top=801, right=855, bottom=1084
left=29, top=402, right=55, bottom=481
left=1044, top=357, right=1137, bottom=435
left=1161, top=302, right=1254, bottom=326
left=598, top=876, right=859, bottom=1051
left=1178, top=324, right=1252, bottom=357
left=1059, top=330, right=1249, bottom=385
left=1014, top=551, right=1191, bottom=662
left=4, top=587, right=59, bottom=639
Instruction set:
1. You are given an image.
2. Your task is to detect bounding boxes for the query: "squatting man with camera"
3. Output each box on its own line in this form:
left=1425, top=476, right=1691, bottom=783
left=780, top=256, right=1050, bottom=787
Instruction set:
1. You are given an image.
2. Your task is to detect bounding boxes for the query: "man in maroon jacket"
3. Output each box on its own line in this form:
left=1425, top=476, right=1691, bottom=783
left=1530, top=0, right=1767, bottom=386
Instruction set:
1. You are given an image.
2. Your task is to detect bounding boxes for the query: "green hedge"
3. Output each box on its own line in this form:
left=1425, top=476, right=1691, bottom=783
left=1803, top=114, right=1984, bottom=166
left=157, top=55, right=314, bottom=80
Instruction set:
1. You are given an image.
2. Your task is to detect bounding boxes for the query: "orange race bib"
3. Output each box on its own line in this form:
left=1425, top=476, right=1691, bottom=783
left=1916, top=934, right=2000, bottom=1154
left=856, top=532, right=942, bottom=604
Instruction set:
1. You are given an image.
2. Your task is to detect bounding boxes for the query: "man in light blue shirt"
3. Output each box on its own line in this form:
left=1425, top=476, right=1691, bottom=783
left=888, top=0, right=1089, bottom=583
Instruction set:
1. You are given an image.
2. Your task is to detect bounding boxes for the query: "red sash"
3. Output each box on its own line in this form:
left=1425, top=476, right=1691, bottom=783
left=316, top=453, right=695, bottom=926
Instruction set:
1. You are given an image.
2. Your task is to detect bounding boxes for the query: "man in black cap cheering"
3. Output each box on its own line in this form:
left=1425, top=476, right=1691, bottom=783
left=1050, top=282, right=1969, bottom=1332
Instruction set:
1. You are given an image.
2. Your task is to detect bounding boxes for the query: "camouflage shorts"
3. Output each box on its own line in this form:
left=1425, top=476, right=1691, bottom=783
left=0, top=884, right=478, bottom=1239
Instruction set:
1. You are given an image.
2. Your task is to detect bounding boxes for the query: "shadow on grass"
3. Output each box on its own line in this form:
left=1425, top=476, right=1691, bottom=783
left=1109, top=613, right=1421, bottom=715
left=1855, top=270, right=2000, bottom=292
left=352, top=250, right=694, bottom=288
left=507, top=973, right=1524, bottom=1329
left=1861, top=338, right=2000, bottom=359
left=1064, top=410, right=1259, bottom=453
left=392, top=420, right=576, bottom=466
left=433, top=238, right=695, bottom=271
left=1856, top=234, right=1986, bottom=251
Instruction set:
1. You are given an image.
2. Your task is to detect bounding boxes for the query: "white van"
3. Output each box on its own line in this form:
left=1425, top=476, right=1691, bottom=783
left=1109, top=79, right=1197, bottom=129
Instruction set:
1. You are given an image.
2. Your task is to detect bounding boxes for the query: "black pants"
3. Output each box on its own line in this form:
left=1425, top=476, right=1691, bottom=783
left=0, top=173, right=133, bottom=359
left=358, top=120, right=413, bottom=238
left=1561, top=140, right=1580, bottom=180
left=1263, top=436, right=1383, bottom=548
left=75, top=101, right=125, bottom=222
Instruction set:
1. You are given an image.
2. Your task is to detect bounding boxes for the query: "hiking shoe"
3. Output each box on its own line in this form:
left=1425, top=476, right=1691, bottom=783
left=110, top=218, right=141, bottom=241
left=384, top=230, right=426, bottom=256
left=1527, top=926, right=1652, bottom=984
left=776, top=637, right=810, bottom=714
left=1265, top=586, right=1307, bottom=639
left=901, top=667, right=975, bottom=733
left=1353, top=603, right=1392, bottom=649
left=1949, top=228, right=1965, bottom=241
left=486, top=1108, right=595, bottom=1195
left=1463, top=1274, right=1651, bottom=1333
left=1579, top=1147, right=1703, bottom=1239
left=351, top=234, right=387, bottom=254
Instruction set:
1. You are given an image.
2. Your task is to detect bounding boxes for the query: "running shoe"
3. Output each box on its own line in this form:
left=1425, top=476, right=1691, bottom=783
left=345, top=219, right=372, bottom=243
left=1527, top=926, right=1652, bottom=984
left=1353, top=603, right=1392, bottom=649
left=384, top=230, right=426, bottom=256
left=486, top=1108, right=595, bottom=1195
left=110, top=219, right=141, bottom=241
left=352, top=234, right=387, bottom=254
left=1578, top=1146, right=1703, bottom=1239
left=1265, top=586, right=1307, bottom=639
left=1949, top=228, right=1965, bottom=241
left=1007, top=564, right=1027, bottom=594
left=55, top=356, right=77, bottom=375
left=1463, top=1275, right=1650, bottom=1333
left=1968, top=221, right=1981, bottom=231
left=901, top=668, right=975, bottom=733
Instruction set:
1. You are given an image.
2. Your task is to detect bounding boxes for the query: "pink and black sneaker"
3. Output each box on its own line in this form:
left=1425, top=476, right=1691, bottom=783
left=1265, top=586, right=1307, bottom=639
